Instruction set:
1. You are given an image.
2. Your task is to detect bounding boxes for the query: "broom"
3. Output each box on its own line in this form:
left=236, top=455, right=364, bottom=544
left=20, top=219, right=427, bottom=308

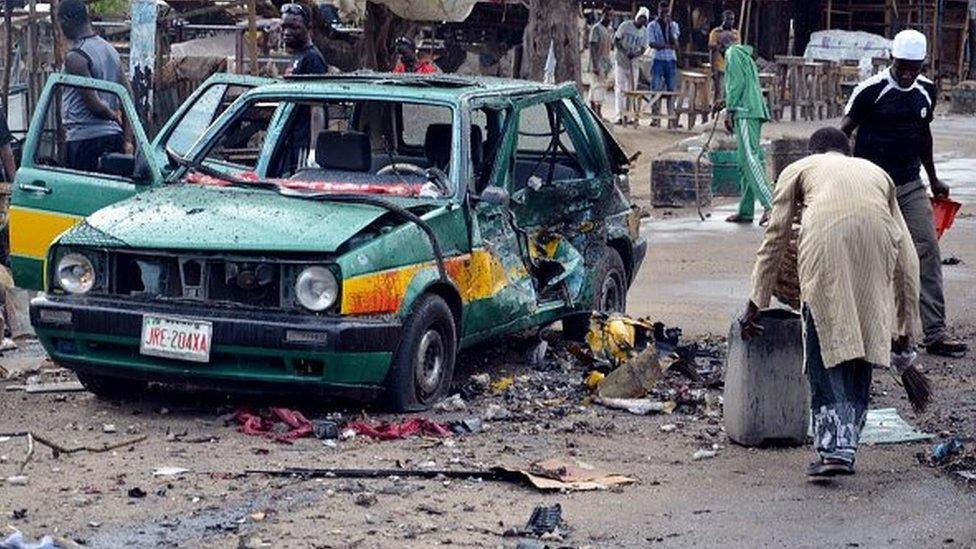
left=890, top=349, right=933, bottom=413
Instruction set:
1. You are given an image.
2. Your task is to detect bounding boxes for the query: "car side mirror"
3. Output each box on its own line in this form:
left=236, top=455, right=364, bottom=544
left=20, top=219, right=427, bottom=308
left=475, top=186, right=510, bottom=208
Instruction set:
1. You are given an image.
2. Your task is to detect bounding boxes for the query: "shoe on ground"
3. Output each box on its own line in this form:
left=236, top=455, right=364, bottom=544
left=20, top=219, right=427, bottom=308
left=807, top=458, right=855, bottom=478
left=725, top=214, right=753, bottom=224
left=926, top=338, right=968, bottom=358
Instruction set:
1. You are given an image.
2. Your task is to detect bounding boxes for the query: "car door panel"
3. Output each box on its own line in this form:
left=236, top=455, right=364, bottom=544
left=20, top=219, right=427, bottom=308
left=9, top=73, right=269, bottom=290
left=461, top=103, right=540, bottom=340
left=9, top=74, right=159, bottom=290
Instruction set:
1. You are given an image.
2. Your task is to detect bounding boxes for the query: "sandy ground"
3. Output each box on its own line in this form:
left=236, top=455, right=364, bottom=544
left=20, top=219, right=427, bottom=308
left=1, top=114, right=975, bottom=548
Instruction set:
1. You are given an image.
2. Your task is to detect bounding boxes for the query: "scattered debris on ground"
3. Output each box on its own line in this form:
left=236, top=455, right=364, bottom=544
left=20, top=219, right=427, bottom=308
left=918, top=435, right=976, bottom=484
left=233, top=408, right=314, bottom=442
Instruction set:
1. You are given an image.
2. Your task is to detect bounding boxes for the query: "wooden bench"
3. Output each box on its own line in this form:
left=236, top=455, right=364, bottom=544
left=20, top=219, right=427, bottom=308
left=624, top=90, right=680, bottom=129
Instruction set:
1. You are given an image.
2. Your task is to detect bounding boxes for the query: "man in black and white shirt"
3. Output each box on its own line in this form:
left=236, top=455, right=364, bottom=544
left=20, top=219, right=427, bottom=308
left=841, top=29, right=966, bottom=358
left=281, top=3, right=327, bottom=172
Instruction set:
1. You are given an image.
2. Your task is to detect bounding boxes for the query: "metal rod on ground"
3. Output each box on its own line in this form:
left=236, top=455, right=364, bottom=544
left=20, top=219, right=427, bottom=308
left=246, top=467, right=507, bottom=481
left=693, top=112, right=722, bottom=222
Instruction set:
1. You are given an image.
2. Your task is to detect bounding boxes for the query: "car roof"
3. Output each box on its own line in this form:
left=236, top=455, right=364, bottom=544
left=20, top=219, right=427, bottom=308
left=251, top=72, right=567, bottom=102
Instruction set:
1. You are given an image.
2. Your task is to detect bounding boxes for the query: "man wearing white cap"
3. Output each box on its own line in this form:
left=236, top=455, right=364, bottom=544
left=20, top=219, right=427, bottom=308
left=613, top=7, right=650, bottom=125
left=841, top=29, right=967, bottom=358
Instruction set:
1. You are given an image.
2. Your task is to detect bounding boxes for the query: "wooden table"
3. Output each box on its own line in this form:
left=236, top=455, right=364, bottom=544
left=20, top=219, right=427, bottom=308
left=677, top=71, right=712, bottom=129
left=758, top=72, right=781, bottom=121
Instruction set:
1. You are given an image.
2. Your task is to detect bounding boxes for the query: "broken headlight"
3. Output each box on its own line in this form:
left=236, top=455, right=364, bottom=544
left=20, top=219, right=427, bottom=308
left=57, top=253, right=96, bottom=295
left=295, top=266, right=339, bottom=312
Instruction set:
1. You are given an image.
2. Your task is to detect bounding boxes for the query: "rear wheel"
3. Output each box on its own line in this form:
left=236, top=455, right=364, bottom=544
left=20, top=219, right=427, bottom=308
left=563, top=247, right=628, bottom=341
left=76, top=372, right=148, bottom=401
left=384, top=294, right=457, bottom=412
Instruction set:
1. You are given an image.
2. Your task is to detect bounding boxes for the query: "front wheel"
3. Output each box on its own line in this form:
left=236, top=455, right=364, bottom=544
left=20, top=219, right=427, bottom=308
left=383, top=294, right=457, bottom=412
left=563, top=248, right=628, bottom=341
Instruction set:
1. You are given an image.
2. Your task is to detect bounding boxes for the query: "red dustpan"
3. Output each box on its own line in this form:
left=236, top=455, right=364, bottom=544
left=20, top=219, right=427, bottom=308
left=931, top=197, right=961, bottom=240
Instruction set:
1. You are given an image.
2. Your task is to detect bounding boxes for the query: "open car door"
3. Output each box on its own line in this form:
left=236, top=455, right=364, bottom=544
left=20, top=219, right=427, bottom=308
left=8, top=73, right=271, bottom=290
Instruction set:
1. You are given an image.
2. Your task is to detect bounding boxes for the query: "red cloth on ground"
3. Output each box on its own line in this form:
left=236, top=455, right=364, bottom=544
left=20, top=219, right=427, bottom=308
left=346, top=418, right=452, bottom=440
left=234, top=407, right=314, bottom=442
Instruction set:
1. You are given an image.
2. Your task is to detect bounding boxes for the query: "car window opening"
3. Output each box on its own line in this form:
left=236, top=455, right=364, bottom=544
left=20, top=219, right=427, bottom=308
left=188, top=98, right=457, bottom=198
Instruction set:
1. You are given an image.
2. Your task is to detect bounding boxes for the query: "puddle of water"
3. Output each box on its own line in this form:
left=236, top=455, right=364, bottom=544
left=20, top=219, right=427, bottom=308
left=641, top=203, right=763, bottom=243
left=928, top=158, right=976, bottom=204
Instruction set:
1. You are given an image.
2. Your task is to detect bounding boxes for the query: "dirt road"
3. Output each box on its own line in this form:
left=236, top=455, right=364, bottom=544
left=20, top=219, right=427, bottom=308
left=1, top=116, right=974, bottom=548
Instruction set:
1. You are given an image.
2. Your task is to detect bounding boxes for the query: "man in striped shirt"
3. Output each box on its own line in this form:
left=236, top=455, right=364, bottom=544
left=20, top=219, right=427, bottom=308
left=841, top=29, right=966, bottom=358
left=742, top=128, right=921, bottom=477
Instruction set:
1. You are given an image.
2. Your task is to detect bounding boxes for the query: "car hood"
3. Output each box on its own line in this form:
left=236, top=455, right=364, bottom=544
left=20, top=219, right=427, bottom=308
left=82, top=184, right=402, bottom=253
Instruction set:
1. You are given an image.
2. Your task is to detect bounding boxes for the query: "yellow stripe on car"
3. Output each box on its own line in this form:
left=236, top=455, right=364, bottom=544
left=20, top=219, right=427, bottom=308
left=8, top=206, right=82, bottom=260
left=341, top=249, right=513, bottom=315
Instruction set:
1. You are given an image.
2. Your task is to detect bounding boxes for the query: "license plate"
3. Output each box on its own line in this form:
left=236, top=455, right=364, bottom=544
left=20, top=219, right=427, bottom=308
left=140, top=315, right=213, bottom=363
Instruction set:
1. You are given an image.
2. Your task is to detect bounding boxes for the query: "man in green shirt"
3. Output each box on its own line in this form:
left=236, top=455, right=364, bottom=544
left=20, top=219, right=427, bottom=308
left=723, top=45, right=772, bottom=224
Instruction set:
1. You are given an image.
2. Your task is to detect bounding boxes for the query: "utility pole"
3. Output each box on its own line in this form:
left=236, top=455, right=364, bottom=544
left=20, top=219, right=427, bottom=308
left=247, top=0, right=258, bottom=75
left=129, top=0, right=156, bottom=131
left=2, top=0, right=12, bottom=121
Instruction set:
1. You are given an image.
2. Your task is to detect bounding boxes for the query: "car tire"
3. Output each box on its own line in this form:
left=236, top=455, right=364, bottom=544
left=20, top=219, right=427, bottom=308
left=562, top=247, right=628, bottom=341
left=76, top=372, right=148, bottom=401
left=384, top=294, right=457, bottom=412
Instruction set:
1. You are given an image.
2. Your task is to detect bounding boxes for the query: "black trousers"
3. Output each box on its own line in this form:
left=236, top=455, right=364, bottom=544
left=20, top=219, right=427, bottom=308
left=65, top=134, right=124, bottom=173
left=804, top=307, right=873, bottom=464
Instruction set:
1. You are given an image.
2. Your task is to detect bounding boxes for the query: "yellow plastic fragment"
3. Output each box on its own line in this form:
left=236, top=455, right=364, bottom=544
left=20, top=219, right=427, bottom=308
left=585, top=371, right=605, bottom=390
left=491, top=376, right=514, bottom=393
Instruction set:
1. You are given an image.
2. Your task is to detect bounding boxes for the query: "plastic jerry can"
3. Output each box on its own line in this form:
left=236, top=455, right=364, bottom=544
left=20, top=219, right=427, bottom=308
left=724, top=309, right=810, bottom=446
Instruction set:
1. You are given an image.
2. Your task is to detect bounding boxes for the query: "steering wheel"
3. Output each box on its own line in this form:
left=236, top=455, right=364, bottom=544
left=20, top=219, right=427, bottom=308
left=377, top=162, right=427, bottom=177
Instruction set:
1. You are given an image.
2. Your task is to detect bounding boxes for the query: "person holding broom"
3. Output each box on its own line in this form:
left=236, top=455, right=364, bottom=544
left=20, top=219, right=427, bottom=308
left=740, top=127, right=927, bottom=478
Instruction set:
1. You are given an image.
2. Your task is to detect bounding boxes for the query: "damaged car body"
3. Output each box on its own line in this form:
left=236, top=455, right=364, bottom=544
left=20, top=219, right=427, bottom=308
left=17, top=72, right=646, bottom=410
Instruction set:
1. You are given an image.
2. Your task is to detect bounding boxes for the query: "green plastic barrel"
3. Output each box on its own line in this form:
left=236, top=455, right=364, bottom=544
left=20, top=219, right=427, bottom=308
left=709, top=150, right=741, bottom=197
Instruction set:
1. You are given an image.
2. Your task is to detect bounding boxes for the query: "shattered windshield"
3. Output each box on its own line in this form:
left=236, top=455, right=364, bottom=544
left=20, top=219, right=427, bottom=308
left=185, top=97, right=457, bottom=198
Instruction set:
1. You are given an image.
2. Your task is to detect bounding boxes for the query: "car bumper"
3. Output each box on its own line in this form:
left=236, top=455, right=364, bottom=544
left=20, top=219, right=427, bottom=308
left=30, top=294, right=401, bottom=396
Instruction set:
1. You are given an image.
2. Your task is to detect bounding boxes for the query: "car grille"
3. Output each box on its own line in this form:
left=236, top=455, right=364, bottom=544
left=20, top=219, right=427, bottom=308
left=109, top=252, right=282, bottom=309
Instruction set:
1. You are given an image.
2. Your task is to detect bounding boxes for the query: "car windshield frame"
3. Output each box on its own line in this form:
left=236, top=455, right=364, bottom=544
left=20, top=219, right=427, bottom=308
left=176, top=89, right=466, bottom=201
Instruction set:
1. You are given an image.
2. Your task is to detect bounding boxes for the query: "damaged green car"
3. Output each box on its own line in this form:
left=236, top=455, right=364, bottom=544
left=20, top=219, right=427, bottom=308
left=16, top=72, right=645, bottom=410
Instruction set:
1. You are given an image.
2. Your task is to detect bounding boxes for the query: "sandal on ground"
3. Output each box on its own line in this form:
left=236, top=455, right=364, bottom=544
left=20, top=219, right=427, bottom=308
left=725, top=214, right=753, bottom=223
left=926, top=338, right=968, bottom=358
left=807, top=458, right=855, bottom=478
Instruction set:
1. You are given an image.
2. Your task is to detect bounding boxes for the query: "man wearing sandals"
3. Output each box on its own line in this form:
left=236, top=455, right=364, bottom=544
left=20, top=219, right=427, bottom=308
left=842, top=29, right=967, bottom=358
left=741, top=128, right=921, bottom=478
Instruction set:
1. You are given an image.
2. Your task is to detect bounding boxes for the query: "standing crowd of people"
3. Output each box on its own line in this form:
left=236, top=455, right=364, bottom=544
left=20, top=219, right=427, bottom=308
left=587, top=3, right=741, bottom=125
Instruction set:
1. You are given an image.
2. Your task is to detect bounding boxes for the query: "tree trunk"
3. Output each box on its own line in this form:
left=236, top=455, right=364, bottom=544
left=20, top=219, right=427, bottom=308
left=521, top=0, right=581, bottom=87
left=360, top=2, right=397, bottom=71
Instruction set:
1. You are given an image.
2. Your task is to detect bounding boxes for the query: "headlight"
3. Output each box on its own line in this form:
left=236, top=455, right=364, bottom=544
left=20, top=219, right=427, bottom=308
left=295, top=266, right=338, bottom=312
left=57, top=253, right=96, bottom=294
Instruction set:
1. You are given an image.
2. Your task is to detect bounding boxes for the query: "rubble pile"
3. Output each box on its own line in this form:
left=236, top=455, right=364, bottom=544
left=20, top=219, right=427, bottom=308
left=918, top=436, right=976, bottom=484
